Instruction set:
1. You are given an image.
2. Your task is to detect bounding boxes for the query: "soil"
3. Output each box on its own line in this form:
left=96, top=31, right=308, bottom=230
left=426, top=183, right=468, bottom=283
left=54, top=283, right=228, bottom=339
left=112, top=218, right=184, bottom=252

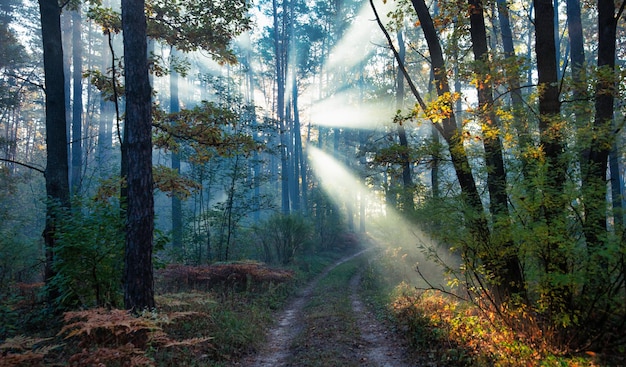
left=233, top=249, right=421, bottom=367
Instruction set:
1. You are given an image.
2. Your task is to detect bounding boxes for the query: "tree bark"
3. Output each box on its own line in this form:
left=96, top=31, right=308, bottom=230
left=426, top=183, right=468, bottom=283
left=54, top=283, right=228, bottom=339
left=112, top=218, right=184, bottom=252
left=170, top=48, right=183, bottom=251
left=410, top=0, right=486, bottom=226
left=468, top=0, right=524, bottom=301
left=122, top=0, right=155, bottom=311
left=273, top=0, right=290, bottom=214
left=395, top=30, right=414, bottom=212
left=582, top=0, right=621, bottom=272
left=38, top=0, right=71, bottom=303
left=71, top=8, right=82, bottom=195
left=534, top=0, right=570, bottom=310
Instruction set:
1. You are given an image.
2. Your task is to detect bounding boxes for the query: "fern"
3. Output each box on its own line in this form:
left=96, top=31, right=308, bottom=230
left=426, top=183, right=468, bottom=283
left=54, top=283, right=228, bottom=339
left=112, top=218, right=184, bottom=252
left=59, top=308, right=160, bottom=348
left=0, top=335, right=61, bottom=367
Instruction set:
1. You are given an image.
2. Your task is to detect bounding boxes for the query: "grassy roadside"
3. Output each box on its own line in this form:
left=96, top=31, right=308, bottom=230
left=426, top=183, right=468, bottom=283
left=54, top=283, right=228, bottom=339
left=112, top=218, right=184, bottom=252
left=0, top=248, right=358, bottom=367
left=359, top=247, right=619, bottom=367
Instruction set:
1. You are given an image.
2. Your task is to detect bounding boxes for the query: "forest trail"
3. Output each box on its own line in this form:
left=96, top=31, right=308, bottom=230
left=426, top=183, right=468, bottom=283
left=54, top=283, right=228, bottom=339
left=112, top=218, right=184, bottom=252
left=236, top=249, right=416, bottom=367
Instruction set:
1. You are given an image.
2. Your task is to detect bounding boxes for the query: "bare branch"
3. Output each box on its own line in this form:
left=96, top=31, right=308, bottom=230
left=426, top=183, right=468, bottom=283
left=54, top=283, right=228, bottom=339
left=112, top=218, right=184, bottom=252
left=0, top=158, right=45, bottom=174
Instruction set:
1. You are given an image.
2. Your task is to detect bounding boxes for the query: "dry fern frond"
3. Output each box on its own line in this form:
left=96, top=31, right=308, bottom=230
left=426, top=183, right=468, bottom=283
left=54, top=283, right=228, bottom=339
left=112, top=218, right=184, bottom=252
left=0, top=351, right=45, bottom=367
left=60, top=308, right=159, bottom=336
left=59, top=308, right=161, bottom=349
left=0, top=335, right=51, bottom=352
left=67, top=343, right=153, bottom=367
left=160, top=336, right=214, bottom=348
left=0, top=335, right=61, bottom=367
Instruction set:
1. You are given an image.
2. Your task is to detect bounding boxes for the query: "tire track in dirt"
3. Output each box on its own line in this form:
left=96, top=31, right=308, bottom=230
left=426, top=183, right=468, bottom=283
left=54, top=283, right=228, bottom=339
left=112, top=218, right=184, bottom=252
left=349, top=271, right=415, bottom=367
left=244, top=249, right=370, bottom=367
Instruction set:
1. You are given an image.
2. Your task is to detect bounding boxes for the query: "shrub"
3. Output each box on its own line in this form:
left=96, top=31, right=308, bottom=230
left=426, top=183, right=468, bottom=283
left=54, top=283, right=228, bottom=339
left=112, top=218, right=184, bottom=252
left=254, top=213, right=312, bottom=265
left=51, top=199, right=125, bottom=309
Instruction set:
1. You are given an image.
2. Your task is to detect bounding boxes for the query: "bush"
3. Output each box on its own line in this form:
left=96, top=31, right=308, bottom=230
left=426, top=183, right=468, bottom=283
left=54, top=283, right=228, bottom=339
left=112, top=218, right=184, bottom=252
left=254, top=213, right=312, bottom=265
left=51, top=199, right=125, bottom=309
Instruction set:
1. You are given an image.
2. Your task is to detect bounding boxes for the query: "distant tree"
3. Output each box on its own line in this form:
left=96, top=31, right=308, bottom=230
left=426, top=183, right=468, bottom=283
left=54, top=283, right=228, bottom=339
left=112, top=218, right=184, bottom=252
left=71, top=7, right=83, bottom=195
left=169, top=48, right=182, bottom=251
left=121, top=0, right=154, bottom=310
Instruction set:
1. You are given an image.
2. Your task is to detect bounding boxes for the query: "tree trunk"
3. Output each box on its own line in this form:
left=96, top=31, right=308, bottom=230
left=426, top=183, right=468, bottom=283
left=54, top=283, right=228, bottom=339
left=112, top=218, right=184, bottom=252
left=122, top=0, right=155, bottom=311
left=468, top=0, right=524, bottom=302
left=71, top=8, right=82, bottom=195
left=396, top=30, right=413, bottom=212
left=582, top=0, right=619, bottom=272
left=170, top=48, right=183, bottom=250
left=273, top=0, right=290, bottom=214
left=38, top=0, right=71, bottom=302
left=410, top=0, right=488, bottom=234
left=534, top=0, right=570, bottom=310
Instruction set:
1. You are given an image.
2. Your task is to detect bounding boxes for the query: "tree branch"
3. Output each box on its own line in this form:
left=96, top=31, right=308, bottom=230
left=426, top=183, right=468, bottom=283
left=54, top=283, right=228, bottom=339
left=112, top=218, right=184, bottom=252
left=0, top=158, right=45, bottom=174
left=617, top=0, right=626, bottom=22
left=369, top=0, right=444, bottom=135
left=5, top=71, right=45, bottom=91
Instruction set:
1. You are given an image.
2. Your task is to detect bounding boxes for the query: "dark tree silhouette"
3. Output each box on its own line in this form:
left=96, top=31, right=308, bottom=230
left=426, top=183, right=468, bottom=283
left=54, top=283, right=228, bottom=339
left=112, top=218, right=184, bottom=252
left=121, top=0, right=155, bottom=310
left=38, top=0, right=71, bottom=302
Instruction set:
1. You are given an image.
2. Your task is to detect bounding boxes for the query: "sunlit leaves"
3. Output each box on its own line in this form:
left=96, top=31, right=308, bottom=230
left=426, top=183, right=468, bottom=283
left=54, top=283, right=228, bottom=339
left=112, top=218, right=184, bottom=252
left=153, top=101, right=260, bottom=165
left=87, top=6, right=121, bottom=34
left=88, top=0, right=251, bottom=64
left=424, top=91, right=459, bottom=124
left=146, top=0, right=251, bottom=63
left=83, top=68, right=124, bottom=102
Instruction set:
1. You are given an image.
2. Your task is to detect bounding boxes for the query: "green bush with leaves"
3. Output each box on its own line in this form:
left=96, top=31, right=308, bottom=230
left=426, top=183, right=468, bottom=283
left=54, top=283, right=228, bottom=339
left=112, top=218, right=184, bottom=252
left=254, top=213, right=312, bottom=265
left=51, top=199, right=125, bottom=309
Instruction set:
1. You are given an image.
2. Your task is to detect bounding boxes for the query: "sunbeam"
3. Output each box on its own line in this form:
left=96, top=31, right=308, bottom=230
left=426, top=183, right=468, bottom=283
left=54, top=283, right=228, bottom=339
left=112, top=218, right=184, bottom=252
left=323, top=0, right=396, bottom=74
left=309, top=92, right=396, bottom=129
left=308, top=146, right=455, bottom=289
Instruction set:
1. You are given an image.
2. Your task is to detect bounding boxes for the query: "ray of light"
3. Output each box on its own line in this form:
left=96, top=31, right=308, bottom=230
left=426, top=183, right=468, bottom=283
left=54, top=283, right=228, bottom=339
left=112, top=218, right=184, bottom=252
left=308, top=146, right=456, bottom=288
left=323, top=0, right=396, bottom=74
left=309, top=91, right=396, bottom=130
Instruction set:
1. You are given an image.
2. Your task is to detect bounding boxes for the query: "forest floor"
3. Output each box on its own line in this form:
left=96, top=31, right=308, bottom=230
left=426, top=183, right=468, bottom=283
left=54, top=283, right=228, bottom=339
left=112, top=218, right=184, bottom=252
left=232, top=249, right=430, bottom=367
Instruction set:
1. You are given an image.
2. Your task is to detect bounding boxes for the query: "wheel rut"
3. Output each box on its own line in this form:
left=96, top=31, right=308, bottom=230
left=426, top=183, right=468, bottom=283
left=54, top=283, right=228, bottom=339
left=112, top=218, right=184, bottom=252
left=239, top=248, right=415, bottom=367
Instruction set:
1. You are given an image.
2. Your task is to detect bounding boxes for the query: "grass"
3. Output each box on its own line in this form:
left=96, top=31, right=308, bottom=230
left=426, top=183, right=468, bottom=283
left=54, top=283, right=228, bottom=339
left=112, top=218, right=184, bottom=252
left=0, top=247, right=359, bottom=367
left=360, top=247, right=617, bottom=367
left=286, top=256, right=365, bottom=367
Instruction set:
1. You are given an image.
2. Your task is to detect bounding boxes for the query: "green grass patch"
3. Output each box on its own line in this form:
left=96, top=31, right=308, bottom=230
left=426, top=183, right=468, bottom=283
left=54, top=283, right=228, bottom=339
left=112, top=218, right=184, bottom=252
left=285, top=256, right=364, bottom=367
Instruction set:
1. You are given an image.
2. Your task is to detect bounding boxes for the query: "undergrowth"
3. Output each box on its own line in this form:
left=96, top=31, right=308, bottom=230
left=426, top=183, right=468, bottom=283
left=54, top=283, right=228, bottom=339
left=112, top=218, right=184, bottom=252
left=361, top=247, right=621, bottom=367
left=0, top=247, right=357, bottom=366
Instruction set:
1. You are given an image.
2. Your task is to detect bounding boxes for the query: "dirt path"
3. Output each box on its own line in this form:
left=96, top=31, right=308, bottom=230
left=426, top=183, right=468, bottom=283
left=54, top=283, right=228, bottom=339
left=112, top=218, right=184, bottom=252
left=349, top=272, right=415, bottom=367
left=239, top=249, right=416, bottom=367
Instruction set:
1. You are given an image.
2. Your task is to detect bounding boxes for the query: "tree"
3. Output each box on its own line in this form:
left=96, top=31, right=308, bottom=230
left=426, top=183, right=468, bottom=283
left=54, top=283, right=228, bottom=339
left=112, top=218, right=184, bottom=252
left=533, top=0, right=571, bottom=313
left=467, top=0, right=524, bottom=302
left=169, top=48, right=182, bottom=251
left=38, top=0, right=71, bottom=302
left=121, top=0, right=154, bottom=310
left=71, top=7, right=83, bottom=195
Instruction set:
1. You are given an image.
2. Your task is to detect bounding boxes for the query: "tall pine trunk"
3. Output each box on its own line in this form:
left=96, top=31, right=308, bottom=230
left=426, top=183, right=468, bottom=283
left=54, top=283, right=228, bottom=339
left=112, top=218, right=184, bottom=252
left=395, top=30, right=413, bottom=212
left=122, top=0, right=155, bottom=311
left=170, top=48, right=183, bottom=250
left=71, top=8, right=82, bottom=195
left=411, top=0, right=490, bottom=241
left=38, top=0, right=71, bottom=303
left=534, top=0, right=571, bottom=312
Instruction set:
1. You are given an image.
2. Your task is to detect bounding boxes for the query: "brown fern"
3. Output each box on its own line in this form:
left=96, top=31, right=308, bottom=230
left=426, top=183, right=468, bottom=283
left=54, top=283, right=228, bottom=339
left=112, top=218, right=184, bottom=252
left=67, top=343, right=153, bottom=367
left=59, top=308, right=160, bottom=349
left=0, top=335, right=60, bottom=367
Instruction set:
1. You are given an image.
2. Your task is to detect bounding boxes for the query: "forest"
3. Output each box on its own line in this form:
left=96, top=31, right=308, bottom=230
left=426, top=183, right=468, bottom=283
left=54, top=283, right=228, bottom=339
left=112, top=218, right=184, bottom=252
left=1, top=0, right=626, bottom=365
